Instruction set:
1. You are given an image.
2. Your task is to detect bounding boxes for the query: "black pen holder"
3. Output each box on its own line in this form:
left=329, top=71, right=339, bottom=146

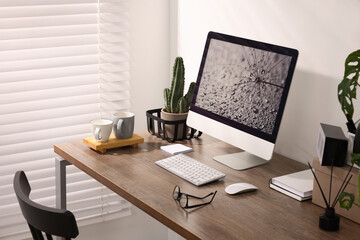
left=319, top=207, right=339, bottom=231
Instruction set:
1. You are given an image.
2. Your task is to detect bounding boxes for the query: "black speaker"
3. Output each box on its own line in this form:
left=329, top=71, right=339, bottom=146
left=353, top=126, right=360, bottom=153
left=316, top=123, right=348, bottom=166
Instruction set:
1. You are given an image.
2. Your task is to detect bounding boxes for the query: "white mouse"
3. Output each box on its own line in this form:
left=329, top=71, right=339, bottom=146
left=225, top=183, right=258, bottom=195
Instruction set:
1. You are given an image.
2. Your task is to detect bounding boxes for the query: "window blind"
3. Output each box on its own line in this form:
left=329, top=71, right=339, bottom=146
left=0, top=0, right=131, bottom=239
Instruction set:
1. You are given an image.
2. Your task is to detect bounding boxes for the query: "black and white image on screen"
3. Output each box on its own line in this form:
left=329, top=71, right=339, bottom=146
left=195, top=39, right=292, bottom=135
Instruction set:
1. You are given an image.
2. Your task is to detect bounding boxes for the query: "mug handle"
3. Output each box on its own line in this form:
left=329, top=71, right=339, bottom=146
left=95, top=127, right=102, bottom=140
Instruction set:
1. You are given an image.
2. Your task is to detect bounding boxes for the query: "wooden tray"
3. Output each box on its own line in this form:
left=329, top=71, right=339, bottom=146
left=83, top=134, right=144, bottom=153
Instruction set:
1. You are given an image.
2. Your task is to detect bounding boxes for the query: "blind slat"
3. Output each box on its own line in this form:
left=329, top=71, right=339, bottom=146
left=0, top=64, right=99, bottom=83
left=0, top=94, right=99, bottom=115
left=0, top=35, right=98, bottom=51
left=0, top=0, right=98, bottom=8
left=0, top=74, right=98, bottom=94
left=0, top=46, right=98, bottom=62
left=0, top=5, right=98, bottom=19
left=0, top=103, right=99, bottom=125
left=0, top=85, right=98, bottom=104
left=0, top=25, right=98, bottom=41
left=0, top=113, right=98, bottom=136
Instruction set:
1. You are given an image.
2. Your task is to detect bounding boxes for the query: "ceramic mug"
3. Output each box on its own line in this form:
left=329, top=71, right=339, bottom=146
left=90, top=119, right=113, bottom=142
left=113, top=112, right=135, bottom=139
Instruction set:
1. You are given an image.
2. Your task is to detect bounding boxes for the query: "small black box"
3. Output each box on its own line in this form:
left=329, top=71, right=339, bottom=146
left=316, top=123, right=348, bottom=166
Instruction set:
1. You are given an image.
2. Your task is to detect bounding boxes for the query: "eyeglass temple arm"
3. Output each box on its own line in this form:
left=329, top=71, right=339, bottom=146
left=185, top=191, right=216, bottom=200
left=185, top=191, right=217, bottom=209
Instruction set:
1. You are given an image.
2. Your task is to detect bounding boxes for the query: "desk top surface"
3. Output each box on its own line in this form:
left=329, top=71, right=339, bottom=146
left=54, top=132, right=359, bottom=240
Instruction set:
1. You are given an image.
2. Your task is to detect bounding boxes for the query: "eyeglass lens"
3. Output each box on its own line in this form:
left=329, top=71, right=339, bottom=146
left=173, top=185, right=180, bottom=200
left=179, top=194, right=187, bottom=208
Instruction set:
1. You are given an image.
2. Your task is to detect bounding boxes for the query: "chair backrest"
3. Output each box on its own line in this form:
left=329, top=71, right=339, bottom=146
left=13, top=171, right=79, bottom=240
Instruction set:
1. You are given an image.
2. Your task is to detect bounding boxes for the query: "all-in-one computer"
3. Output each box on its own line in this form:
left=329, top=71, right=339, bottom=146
left=187, top=31, right=298, bottom=170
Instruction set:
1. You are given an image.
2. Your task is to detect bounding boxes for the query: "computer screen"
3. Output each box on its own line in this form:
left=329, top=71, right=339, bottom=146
left=187, top=31, right=298, bottom=170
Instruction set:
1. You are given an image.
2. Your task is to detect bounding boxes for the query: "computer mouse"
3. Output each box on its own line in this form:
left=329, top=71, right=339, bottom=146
left=225, top=183, right=258, bottom=195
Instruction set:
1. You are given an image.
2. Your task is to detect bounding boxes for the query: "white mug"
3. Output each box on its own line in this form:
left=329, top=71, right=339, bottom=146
left=90, top=119, right=113, bottom=142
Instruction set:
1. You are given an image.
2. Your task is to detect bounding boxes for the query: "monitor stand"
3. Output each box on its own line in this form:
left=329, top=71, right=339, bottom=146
left=213, top=152, right=268, bottom=170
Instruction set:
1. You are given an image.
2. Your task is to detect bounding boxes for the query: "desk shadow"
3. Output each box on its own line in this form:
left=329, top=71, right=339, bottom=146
left=105, top=142, right=164, bottom=156
left=177, top=203, right=216, bottom=219
left=104, top=135, right=212, bottom=156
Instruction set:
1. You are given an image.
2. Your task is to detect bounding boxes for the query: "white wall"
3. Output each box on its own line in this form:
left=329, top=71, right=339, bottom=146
left=130, top=0, right=171, bottom=133
left=176, top=0, right=360, bottom=164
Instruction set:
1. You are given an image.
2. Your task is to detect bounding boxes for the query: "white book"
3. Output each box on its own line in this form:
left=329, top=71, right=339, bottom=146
left=270, top=169, right=313, bottom=198
left=160, top=144, right=192, bottom=155
left=269, top=182, right=312, bottom=202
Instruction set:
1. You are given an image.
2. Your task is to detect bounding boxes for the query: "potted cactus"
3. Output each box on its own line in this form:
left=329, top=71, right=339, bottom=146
left=161, top=57, right=195, bottom=139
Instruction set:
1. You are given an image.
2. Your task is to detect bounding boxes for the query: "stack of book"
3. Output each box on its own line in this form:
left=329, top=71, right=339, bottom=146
left=269, top=169, right=313, bottom=201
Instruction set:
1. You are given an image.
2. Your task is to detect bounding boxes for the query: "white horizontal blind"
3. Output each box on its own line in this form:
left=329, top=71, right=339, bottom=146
left=0, top=0, right=131, bottom=239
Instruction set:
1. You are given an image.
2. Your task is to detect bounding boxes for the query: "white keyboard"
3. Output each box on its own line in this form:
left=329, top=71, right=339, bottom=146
left=155, top=154, right=226, bottom=186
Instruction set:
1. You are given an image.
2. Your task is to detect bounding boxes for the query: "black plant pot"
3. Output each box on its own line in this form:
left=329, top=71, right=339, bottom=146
left=146, top=108, right=202, bottom=142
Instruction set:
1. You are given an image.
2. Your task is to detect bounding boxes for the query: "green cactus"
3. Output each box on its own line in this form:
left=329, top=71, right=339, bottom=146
left=184, top=82, right=195, bottom=107
left=164, top=88, right=171, bottom=112
left=164, top=57, right=195, bottom=113
left=178, top=97, right=187, bottom=113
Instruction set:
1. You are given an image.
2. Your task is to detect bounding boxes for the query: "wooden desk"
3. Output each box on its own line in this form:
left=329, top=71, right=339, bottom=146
left=54, top=132, right=359, bottom=240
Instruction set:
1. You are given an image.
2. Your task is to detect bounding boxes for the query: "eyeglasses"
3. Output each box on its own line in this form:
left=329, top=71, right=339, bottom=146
left=172, top=185, right=217, bottom=209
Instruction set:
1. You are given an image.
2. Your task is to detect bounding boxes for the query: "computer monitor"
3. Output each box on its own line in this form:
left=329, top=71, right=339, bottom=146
left=187, top=31, right=298, bottom=170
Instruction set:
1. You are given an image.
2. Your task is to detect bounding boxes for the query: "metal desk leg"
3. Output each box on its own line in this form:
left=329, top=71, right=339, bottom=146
left=55, top=157, right=71, bottom=240
left=55, top=156, right=71, bottom=209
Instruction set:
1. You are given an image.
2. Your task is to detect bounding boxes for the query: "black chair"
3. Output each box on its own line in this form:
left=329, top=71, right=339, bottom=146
left=13, top=171, right=79, bottom=240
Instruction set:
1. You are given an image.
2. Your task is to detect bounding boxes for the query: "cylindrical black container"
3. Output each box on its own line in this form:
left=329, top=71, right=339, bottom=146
left=319, top=207, right=339, bottom=231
